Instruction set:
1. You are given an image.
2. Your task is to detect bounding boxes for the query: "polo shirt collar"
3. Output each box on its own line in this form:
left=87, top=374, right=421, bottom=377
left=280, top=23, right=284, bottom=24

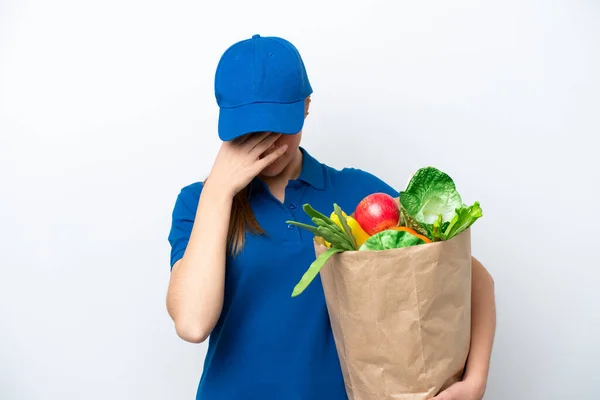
left=296, top=147, right=324, bottom=190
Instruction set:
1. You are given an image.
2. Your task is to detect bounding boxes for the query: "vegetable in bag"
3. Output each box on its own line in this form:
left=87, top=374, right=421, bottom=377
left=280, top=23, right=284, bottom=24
left=286, top=166, right=483, bottom=297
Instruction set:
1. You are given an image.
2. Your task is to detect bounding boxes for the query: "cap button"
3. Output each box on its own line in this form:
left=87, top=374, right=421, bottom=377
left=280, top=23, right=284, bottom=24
left=252, top=34, right=261, bottom=39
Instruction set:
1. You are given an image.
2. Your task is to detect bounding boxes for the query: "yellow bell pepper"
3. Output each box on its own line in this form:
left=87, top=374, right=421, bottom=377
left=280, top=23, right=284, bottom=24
left=325, top=211, right=371, bottom=248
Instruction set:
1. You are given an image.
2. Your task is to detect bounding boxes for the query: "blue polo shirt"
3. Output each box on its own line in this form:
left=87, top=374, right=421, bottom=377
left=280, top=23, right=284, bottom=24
left=168, top=147, right=398, bottom=400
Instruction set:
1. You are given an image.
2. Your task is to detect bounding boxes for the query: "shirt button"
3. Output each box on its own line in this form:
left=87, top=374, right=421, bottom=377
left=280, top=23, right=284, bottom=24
left=289, top=203, right=297, bottom=209
left=287, top=224, right=295, bottom=230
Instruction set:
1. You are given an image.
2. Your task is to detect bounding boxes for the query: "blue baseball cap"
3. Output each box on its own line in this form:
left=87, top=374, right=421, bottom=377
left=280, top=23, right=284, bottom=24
left=214, top=34, right=313, bottom=141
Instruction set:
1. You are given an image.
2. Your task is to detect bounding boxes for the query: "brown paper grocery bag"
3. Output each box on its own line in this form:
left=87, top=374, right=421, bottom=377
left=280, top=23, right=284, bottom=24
left=316, top=228, right=472, bottom=400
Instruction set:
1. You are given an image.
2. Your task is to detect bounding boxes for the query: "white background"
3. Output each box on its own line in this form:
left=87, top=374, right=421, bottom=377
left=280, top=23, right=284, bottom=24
left=1, top=0, right=599, bottom=399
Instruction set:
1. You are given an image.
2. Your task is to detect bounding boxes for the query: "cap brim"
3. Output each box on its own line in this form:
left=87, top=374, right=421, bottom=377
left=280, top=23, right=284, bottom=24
left=218, top=99, right=306, bottom=141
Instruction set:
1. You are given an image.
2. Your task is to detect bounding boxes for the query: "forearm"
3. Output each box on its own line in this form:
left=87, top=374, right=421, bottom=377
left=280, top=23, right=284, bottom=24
left=464, top=257, right=496, bottom=392
left=166, top=183, right=232, bottom=343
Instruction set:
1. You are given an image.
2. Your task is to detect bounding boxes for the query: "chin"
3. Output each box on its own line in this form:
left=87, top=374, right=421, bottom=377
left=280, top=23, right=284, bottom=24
left=261, top=165, right=285, bottom=177
left=261, top=157, right=288, bottom=177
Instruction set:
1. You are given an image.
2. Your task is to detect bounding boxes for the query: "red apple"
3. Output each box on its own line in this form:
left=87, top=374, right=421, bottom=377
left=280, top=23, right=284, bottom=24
left=354, top=193, right=400, bottom=236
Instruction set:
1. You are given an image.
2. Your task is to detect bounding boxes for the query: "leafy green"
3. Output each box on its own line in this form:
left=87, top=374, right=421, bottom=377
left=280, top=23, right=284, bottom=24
left=444, top=201, right=483, bottom=240
left=334, top=203, right=357, bottom=250
left=291, top=247, right=344, bottom=297
left=359, top=229, right=426, bottom=251
left=302, top=204, right=337, bottom=228
left=431, top=214, right=446, bottom=242
left=288, top=220, right=354, bottom=251
left=287, top=203, right=357, bottom=251
left=399, top=167, right=483, bottom=241
left=287, top=203, right=362, bottom=297
left=400, top=207, right=431, bottom=237
left=400, top=167, right=463, bottom=228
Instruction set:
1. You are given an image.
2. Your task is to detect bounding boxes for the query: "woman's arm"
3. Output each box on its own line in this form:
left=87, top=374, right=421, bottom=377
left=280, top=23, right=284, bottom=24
left=166, top=133, right=287, bottom=344
left=433, top=257, right=496, bottom=400
left=166, top=183, right=232, bottom=343
left=465, top=257, right=496, bottom=392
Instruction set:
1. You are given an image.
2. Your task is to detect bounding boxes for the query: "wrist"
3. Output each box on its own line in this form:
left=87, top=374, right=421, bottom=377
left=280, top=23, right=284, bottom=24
left=463, top=374, right=487, bottom=398
left=203, top=177, right=236, bottom=200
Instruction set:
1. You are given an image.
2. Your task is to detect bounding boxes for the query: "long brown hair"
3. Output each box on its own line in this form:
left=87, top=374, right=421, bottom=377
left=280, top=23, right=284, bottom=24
left=200, top=177, right=264, bottom=257
left=228, top=184, right=264, bottom=256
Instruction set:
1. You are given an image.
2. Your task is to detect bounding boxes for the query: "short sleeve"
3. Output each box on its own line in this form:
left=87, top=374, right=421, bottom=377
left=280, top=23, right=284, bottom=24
left=167, top=183, right=202, bottom=269
left=347, top=168, right=399, bottom=199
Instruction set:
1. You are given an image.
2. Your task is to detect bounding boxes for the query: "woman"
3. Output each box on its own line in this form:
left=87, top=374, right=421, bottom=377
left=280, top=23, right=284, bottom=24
left=167, top=34, right=496, bottom=400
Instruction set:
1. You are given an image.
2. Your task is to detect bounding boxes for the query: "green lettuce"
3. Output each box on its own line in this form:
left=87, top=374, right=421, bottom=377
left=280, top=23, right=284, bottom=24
left=444, top=201, right=483, bottom=240
left=359, top=229, right=426, bottom=251
left=399, top=167, right=482, bottom=241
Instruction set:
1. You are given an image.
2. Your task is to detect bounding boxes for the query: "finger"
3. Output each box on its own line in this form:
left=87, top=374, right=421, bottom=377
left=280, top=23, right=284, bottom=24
left=251, top=132, right=282, bottom=155
left=228, top=132, right=257, bottom=146
left=242, top=131, right=272, bottom=149
left=256, top=144, right=288, bottom=168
